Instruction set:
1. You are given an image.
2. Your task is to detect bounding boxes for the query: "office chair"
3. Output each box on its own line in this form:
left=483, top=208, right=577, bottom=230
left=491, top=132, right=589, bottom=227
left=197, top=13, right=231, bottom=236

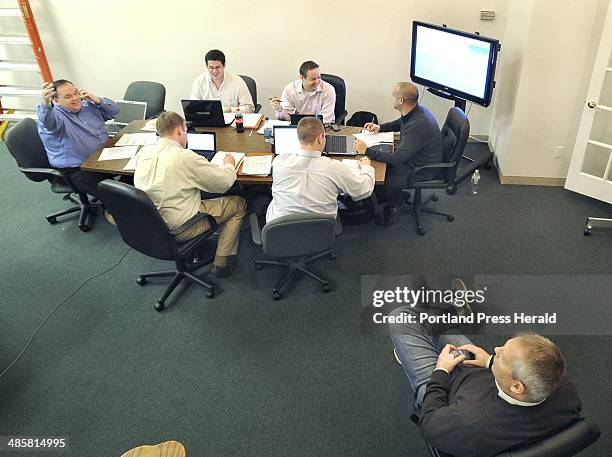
left=5, top=118, right=99, bottom=232
left=424, top=417, right=600, bottom=457
left=239, top=75, right=262, bottom=113
left=250, top=212, right=337, bottom=300
left=97, top=180, right=218, bottom=311
left=321, top=73, right=348, bottom=124
left=400, top=107, right=470, bottom=236
left=584, top=216, right=612, bottom=235
left=347, top=111, right=378, bottom=127
left=123, top=81, right=166, bottom=119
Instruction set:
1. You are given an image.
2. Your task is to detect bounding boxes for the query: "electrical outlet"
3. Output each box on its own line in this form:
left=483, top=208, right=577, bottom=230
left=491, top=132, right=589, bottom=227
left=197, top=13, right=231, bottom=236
left=554, top=146, right=565, bottom=159
left=480, top=10, right=495, bottom=20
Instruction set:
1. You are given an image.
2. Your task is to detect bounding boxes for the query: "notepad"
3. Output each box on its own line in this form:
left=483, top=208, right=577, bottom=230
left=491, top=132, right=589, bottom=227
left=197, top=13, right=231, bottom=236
left=98, top=146, right=138, bottom=161
left=115, top=132, right=158, bottom=146
left=240, top=155, right=273, bottom=176
left=223, top=113, right=264, bottom=129
left=210, top=151, right=245, bottom=169
left=352, top=131, right=394, bottom=147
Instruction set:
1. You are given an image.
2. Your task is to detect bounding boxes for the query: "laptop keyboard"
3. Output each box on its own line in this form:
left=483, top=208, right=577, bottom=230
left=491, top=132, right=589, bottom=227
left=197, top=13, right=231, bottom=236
left=326, top=135, right=347, bottom=153
left=105, top=123, right=124, bottom=136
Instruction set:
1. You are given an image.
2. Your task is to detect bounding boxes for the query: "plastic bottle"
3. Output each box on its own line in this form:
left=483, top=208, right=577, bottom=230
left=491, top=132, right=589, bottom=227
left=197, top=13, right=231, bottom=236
left=470, top=169, right=480, bottom=195
left=263, top=117, right=272, bottom=143
left=235, top=108, right=244, bottom=133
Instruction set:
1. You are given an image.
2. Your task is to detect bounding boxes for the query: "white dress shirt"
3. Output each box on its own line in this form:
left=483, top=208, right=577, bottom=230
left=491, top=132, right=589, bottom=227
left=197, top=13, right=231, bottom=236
left=189, top=71, right=255, bottom=113
left=276, top=79, right=336, bottom=124
left=266, top=148, right=375, bottom=222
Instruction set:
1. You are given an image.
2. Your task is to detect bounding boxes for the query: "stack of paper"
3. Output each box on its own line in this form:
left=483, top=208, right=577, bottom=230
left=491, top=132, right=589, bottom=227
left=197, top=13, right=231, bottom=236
left=115, top=132, right=158, bottom=146
left=210, top=151, right=245, bottom=169
left=224, top=113, right=264, bottom=129
left=240, top=155, right=273, bottom=176
left=123, top=155, right=138, bottom=171
left=352, top=131, right=394, bottom=147
left=98, top=146, right=138, bottom=161
left=257, top=119, right=290, bottom=135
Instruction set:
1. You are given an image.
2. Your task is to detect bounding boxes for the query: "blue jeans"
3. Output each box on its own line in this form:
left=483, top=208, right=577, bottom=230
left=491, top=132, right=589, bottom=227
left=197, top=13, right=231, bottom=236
left=389, top=306, right=473, bottom=410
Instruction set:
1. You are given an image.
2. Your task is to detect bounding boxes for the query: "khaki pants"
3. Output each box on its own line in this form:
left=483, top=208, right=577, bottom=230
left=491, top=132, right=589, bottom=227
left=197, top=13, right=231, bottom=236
left=178, top=195, right=246, bottom=257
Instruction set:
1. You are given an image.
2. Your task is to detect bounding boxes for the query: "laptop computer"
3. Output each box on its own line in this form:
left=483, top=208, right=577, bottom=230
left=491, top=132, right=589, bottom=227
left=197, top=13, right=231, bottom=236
left=289, top=113, right=323, bottom=125
left=323, top=134, right=357, bottom=156
left=272, top=125, right=301, bottom=155
left=187, top=131, right=216, bottom=161
left=181, top=100, right=232, bottom=128
left=105, top=100, right=147, bottom=136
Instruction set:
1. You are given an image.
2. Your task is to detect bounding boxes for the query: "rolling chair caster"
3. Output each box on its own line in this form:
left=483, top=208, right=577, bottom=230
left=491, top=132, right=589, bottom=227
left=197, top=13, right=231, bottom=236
left=584, top=227, right=592, bottom=236
left=447, top=215, right=455, bottom=222
left=155, top=300, right=165, bottom=312
left=272, top=289, right=281, bottom=300
left=136, top=276, right=148, bottom=285
left=206, top=288, right=215, bottom=298
left=417, top=227, right=426, bottom=236
left=446, top=184, right=457, bottom=195
left=322, top=283, right=331, bottom=293
left=47, top=216, right=57, bottom=224
left=329, top=250, right=337, bottom=260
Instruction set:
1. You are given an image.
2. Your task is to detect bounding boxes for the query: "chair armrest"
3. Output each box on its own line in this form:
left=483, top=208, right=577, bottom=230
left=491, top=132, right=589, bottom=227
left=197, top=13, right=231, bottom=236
left=412, top=161, right=457, bottom=174
left=169, top=212, right=217, bottom=237
left=19, top=166, right=66, bottom=179
left=250, top=212, right=263, bottom=245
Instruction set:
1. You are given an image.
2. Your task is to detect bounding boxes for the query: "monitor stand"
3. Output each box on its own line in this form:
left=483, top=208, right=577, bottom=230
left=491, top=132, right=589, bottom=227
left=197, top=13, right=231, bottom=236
left=426, top=88, right=493, bottom=194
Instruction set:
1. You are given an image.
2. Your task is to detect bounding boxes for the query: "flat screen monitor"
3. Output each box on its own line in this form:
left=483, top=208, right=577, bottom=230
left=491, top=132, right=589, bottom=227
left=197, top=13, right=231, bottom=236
left=410, top=21, right=499, bottom=107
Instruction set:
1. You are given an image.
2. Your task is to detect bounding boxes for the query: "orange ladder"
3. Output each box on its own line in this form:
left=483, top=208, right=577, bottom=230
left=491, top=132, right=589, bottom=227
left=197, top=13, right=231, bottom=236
left=0, top=0, right=52, bottom=137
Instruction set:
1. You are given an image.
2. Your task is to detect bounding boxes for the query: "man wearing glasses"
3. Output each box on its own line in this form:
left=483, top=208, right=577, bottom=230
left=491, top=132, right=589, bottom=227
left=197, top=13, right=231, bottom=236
left=37, top=79, right=118, bottom=199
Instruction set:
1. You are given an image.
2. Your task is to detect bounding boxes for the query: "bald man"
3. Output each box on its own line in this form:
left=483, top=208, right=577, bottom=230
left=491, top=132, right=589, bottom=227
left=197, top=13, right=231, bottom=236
left=354, top=82, right=442, bottom=227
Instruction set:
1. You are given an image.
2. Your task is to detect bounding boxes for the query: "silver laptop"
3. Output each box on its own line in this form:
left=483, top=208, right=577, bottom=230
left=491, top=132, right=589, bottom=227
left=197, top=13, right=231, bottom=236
left=323, top=135, right=357, bottom=156
left=106, top=100, right=148, bottom=136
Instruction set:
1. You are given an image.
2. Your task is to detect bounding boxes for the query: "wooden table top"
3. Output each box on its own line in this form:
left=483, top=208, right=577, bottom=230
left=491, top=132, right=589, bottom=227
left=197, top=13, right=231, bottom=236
left=81, top=121, right=387, bottom=184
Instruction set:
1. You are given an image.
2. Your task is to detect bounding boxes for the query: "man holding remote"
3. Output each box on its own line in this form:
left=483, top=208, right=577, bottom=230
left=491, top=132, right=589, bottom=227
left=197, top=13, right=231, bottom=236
left=389, top=290, right=582, bottom=456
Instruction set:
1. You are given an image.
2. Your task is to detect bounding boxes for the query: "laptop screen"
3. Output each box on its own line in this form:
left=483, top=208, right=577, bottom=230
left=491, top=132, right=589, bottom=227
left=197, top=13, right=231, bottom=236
left=114, top=100, right=147, bottom=124
left=273, top=126, right=300, bottom=155
left=187, top=132, right=216, bottom=152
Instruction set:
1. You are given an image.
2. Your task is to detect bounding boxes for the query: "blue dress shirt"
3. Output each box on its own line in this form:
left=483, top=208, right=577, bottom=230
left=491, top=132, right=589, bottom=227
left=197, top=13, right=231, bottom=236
left=37, top=98, right=119, bottom=168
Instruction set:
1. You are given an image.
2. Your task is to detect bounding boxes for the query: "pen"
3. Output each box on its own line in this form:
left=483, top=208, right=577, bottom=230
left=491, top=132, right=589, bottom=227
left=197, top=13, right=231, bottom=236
left=249, top=129, right=253, bottom=137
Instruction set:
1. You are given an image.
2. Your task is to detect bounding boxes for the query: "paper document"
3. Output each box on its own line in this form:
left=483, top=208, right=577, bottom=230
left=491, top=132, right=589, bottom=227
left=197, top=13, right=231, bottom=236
left=115, top=132, right=158, bottom=146
left=98, top=146, right=138, bottom=161
left=352, top=131, right=394, bottom=147
left=140, top=118, right=157, bottom=132
left=257, top=119, right=290, bottom=135
left=224, top=113, right=264, bottom=128
left=240, top=155, right=273, bottom=176
left=210, top=151, right=245, bottom=169
left=123, top=155, right=137, bottom=171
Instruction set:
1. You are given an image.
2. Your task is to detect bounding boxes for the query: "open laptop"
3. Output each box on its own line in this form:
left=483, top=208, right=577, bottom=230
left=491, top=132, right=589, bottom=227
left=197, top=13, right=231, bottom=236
left=181, top=100, right=232, bottom=128
left=272, top=125, right=300, bottom=155
left=187, top=131, right=216, bottom=161
left=289, top=113, right=323, bottom=125
left=323, top=134, right=357, bottom=156
left=105, top=100, right=147, bottom=136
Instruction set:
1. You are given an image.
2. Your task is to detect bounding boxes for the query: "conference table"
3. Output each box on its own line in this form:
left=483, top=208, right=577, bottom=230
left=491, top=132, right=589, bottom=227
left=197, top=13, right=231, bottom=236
left=80, top=120, right=387, bottom=184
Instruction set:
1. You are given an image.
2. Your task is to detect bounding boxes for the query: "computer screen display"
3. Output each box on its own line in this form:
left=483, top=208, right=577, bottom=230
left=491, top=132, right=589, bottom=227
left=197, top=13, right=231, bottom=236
left=115, top=100, right=147, bottom=124
left=273, top=126, right=300, bottom=155
left=187, top=132, right=216, bottom=152
left=410, top=21, right=499, bottom=106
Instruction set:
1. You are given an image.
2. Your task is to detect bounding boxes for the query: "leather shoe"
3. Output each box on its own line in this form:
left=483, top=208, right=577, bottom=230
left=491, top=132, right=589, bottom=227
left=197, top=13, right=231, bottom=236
left=383, top=205, right=401, bottom=227
left=210, top=263, right=234, bottom=278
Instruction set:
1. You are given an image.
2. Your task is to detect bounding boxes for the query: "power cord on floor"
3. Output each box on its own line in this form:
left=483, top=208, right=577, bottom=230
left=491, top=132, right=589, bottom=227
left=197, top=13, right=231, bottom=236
left=0, top=247, right=132, bottom=381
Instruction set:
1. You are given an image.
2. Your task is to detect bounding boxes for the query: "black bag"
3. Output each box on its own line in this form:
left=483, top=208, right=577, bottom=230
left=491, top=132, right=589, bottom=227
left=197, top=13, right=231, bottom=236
left=338, top=193, right=373, bottom=225
left=347, top=111, right=379, bottom=127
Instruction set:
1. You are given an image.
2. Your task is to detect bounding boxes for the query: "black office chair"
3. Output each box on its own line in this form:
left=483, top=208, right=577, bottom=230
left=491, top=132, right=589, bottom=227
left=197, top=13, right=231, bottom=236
left=250, top=212, right=337, bottom=300
left=97, top=180, right=218, bottom=311
left=424, top=417, right=601, bottom=457
left=239, top=75, right=262, bottom=113
left=402, top=107, right=470, bottom=236
left=584, top=216, right=612, bottom=235
left=123, top=81, right=166, bottom=119
left=5, top=118, right=99, bottom=232
left=321, top=73, right=348, bottom=124
left=347, top=111, right=378, bottom=127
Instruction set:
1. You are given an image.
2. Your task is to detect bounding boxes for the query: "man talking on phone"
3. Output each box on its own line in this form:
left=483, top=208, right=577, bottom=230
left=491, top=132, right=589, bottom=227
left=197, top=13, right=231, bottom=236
left=37, top=79, right=119, bottom=199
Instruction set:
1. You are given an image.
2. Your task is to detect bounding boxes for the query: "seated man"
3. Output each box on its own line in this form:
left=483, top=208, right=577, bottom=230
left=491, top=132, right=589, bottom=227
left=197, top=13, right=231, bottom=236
left=134, top=112, right=246, bottom=278
left=270, top=60, right=336, bottom=125
left=37, top=79, right=118, bottom=199
left=354, top=82, right=442, bottom=227
left=265, top=117, right=375, bottom=223
left=189, top=49, right=255, bottom=113
left=390, top=302, right=582, bottom=457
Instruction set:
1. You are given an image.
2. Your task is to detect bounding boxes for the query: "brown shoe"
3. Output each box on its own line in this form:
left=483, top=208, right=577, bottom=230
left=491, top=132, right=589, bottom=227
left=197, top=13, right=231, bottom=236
left=210, top=263, right=234, bottom=278
left=120, top=440, right=186, bottom=457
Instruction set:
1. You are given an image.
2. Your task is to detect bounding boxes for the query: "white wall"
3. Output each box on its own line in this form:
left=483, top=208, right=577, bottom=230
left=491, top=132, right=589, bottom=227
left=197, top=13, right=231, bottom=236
left=21, top=0, right=507, bottom=134
left=490, top=0, right=610, bottom=179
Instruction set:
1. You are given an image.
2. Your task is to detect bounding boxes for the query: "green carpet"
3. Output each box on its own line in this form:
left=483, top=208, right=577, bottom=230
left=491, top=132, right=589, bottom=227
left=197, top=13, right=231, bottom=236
left=0, top=141, right=610, bottom=457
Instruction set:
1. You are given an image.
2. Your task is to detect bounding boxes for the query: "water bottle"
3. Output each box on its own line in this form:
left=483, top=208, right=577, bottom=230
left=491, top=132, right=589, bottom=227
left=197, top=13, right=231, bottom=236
left=235, top=107, right=244, bottom=133
left=263, top=117, right=272, bottom=143
left=470, top=169, right=480, bottom=195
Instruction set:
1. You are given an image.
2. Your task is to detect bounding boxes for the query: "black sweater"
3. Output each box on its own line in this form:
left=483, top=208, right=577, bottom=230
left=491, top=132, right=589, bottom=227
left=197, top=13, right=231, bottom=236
left=419, top=368, right=582, bottom=457
left=365, top=104, right=442, bottom=187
